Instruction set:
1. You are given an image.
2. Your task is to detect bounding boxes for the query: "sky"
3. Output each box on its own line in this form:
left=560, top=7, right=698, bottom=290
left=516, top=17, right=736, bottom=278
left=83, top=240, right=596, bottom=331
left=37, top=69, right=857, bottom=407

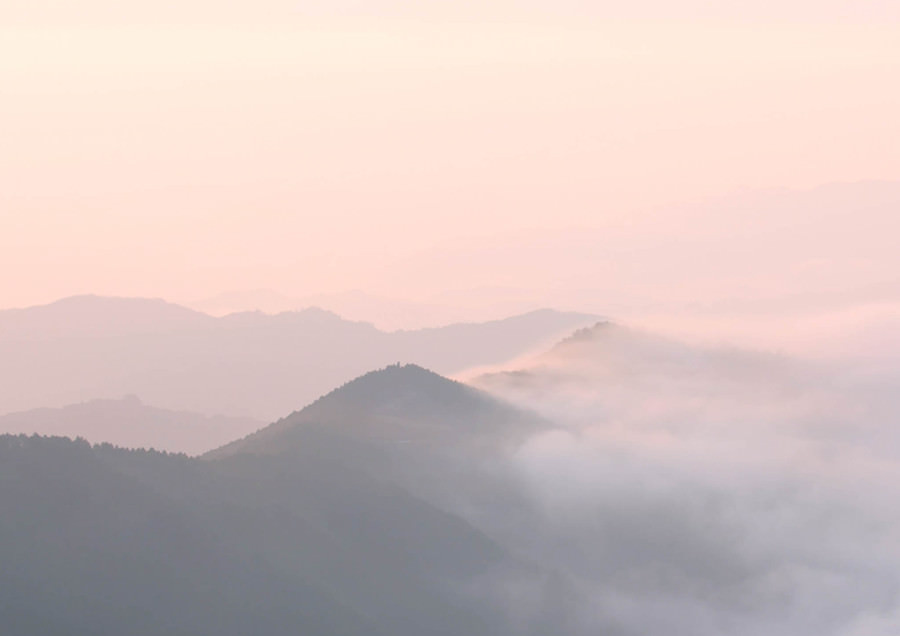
left=2, top=1, right=899, bottom=322
left=4, top=6, right=900, bottom=631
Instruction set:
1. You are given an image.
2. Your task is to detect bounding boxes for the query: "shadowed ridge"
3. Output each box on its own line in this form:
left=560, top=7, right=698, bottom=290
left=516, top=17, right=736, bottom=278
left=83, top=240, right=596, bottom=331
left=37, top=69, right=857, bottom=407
left=205, top=364, right=542, bottom=460
left=0, top=433, right=380, bottom=636
left=299, top=363, right=496, bottom=416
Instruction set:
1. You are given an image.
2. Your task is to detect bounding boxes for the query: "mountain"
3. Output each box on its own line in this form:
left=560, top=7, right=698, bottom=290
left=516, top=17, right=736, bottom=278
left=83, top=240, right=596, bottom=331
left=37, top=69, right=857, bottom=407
left=209, top=363, right=544, bottom=458
left=202, top=365, right=568, bottom=635
left=0, top=436, right=376, bottom=636
left=0, top=367, right=566, bottom=636
left=475, top=320, right=797, bottom=392
left=0, top=295, right=213, bottom=340
left=189, top=289, right=451, bottom=330
left=471, top=320, right=807, bottom=427
left=207, top=365, right=548, bottom=520
left=0, top=396, right=263, bottom=456
left=3, top=351, right=891, bottom=635
left=189, top=288, right=545, bottom=331
left=0, top=296, right=599, bottom=420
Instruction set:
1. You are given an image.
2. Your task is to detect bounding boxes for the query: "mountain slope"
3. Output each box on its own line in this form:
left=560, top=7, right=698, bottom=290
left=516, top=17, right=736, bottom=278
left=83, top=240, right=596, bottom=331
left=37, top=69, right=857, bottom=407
left=0, top=435, right=377, bottom=636
left=204, top=365, right=556, bottom=613
left=208, top=364, right=543, bottom=459
left=474, top=320, right=800, bottom=398
left=200, top=365, right=564, bottom=634
left=0, top=432, right=559, bottom=636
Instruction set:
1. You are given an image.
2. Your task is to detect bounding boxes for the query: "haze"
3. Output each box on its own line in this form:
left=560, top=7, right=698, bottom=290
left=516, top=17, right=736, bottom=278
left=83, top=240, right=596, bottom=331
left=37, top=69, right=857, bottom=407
left=3, top=4, right=900, bottom=635
left=2, top=1, right=898, bottom=325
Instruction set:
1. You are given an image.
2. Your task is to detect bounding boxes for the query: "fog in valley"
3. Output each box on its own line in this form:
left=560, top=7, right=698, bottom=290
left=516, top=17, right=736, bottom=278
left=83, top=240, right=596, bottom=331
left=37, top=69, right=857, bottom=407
left=466, top=322, right=900, bottom=635
left=3, top=0, right=899, bottom=633
left=3, top=301, right=899, bottom=635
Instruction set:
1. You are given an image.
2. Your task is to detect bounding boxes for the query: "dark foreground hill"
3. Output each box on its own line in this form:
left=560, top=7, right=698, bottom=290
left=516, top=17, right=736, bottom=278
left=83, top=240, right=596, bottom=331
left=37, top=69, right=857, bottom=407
left=207, top=364, right=550, bottom=523
left=0, top=366, right=571, bottom=636
left=0, top=436, right=374, bottom=636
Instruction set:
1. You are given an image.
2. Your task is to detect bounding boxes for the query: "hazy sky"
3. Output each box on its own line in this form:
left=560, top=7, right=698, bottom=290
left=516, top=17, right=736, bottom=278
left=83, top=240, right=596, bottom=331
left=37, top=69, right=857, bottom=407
left=2, top=1, right=898, bottom=312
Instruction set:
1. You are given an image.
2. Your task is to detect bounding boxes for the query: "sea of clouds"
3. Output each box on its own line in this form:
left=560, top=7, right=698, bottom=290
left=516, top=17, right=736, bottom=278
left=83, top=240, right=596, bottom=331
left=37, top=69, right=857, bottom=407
left=467, top=318, right=900, bottom=636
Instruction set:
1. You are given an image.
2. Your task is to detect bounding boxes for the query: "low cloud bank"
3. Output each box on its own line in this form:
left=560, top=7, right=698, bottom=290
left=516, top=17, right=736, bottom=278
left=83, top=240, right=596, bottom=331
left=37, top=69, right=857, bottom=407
left=469, top=322, right=900, bottom=635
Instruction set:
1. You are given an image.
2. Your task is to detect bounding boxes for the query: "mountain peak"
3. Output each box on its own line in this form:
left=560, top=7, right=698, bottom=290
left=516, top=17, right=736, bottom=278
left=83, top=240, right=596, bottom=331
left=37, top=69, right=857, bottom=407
left=206, top=364, right=539, bottom=459
left=309, top=363, right=456, bottom=404
left=285, top=363, right=502, bottom=425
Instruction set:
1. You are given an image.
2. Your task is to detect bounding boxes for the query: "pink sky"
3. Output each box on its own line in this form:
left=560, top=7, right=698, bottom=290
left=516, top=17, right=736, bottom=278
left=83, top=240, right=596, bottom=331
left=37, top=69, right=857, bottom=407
left=2, top=3, right=899, bottom=313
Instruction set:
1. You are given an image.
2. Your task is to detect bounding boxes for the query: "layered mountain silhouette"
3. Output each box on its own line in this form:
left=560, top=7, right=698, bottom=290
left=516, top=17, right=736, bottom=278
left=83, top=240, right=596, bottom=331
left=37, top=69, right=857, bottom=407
left=210, top=363, right=543, bottom=458
left=0, top=396, right=263, bottom=456
left=0, top=365, right=570, bottom=636
left=0, top=295, right=213, bottom=340
left=189, top=288, right=547, bottom=331
left=207, top=365, right=549, bottom=515
left=0, top=295, right=598, bottom=421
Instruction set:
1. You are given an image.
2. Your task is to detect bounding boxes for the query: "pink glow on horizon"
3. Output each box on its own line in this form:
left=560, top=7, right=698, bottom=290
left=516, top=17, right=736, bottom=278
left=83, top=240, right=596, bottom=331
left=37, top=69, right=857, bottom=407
left=1, top=9, right=898, bottom=313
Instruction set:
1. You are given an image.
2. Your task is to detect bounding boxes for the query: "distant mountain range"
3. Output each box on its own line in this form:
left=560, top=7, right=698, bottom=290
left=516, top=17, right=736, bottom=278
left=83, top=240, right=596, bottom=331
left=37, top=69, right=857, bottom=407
left=0, top=295, right=599, bottom=421
left=188, top=288, right=538, bottom=331
left=0, top=396, right=263, bottom=456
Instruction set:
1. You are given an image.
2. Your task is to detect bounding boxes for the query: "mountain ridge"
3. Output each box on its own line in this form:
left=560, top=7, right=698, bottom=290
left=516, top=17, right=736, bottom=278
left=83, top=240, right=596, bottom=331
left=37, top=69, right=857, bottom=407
left=206, top=363, right=544, bottom=460
left=0, top=296, right=599, bottom=420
